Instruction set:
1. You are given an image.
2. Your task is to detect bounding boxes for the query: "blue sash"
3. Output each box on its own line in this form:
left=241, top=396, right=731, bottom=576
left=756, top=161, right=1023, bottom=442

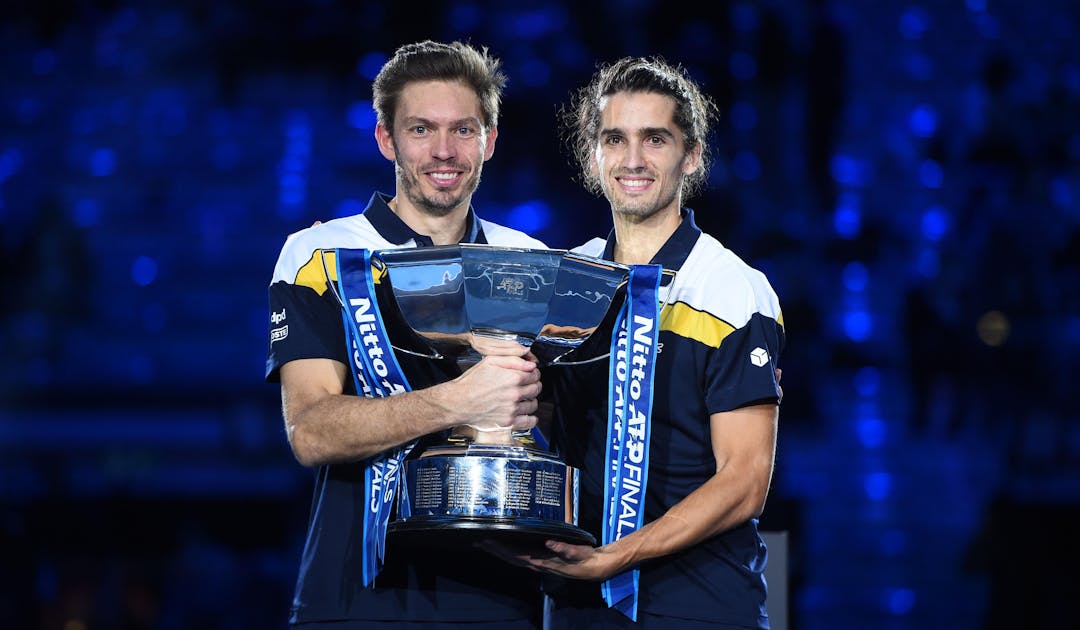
left=601, top=264, right=661, bottom=621
left=334, top=248, right=414, bottom=586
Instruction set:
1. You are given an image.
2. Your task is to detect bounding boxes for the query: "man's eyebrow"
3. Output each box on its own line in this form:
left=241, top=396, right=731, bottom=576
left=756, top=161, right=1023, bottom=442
left=401, top=116, right=482, bottom=127
left=599, top=126, right=676, bottom=139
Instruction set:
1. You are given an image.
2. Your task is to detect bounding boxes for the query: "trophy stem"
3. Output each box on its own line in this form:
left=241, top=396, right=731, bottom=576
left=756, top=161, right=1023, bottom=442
left=453, top=425, right=519, bottom=447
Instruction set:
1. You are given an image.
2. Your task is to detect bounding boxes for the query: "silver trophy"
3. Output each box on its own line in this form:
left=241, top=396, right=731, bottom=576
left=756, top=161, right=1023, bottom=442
left=367, top=244, right=629, bottom=546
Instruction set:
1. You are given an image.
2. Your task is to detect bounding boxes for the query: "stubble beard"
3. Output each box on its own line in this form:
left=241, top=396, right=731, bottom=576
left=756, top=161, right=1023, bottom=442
left=396, top=159, right=483, bottom=218
left=603, top=171, right=680, bottom=223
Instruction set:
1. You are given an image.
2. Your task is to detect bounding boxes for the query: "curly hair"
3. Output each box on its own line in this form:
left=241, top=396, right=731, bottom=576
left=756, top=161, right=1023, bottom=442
left=561, top=56, right=719, bottom=200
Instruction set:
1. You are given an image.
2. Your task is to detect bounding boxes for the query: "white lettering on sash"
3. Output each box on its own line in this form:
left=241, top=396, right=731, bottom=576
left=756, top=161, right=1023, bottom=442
left=369, top=453, right=400, bottom=513
left=615, top=314, right=654, bottom=538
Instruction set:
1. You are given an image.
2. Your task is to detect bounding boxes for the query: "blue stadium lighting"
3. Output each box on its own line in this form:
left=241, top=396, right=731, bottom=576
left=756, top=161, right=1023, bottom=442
left=509, top=9, right=563, bottom=39
left=833, top=199, right=861, bottom=238
left=886, top=587, right=916, bottom=615
left=842, top=261, right=868, bottom=292
left=903, top=51, right=934, bottom=81
left=278, top=114, right=310, bottom=217
left=909, top=104, right=938, bottom=138
left=1051, top=176, right=1072, bottom=208
left=27, top=358, right=52, bottom=386
left=843, top=309, right=872, bottom=342
left=830, top=154, right=864, bottom=186
left=211, top=141, right=239, bottom=172
left=1067, top=316, right=1080, bottom=345
left=16, top=97, right=40, bottom=124
left=920, top=205, right=949, bottom=241
left=965, top=0, right=986, bottom=12
left=347, top=101, right=376, bottom=131
left=448, top=4, right=482, bottom=32
left=334, top=198, right=365, bottom=219
left=729, top=101, right=758, bottom=131
left=880, top=529, right=909, bottom=556
left=0, top=148, right=22, bottom=180
left=854, top=366, right=880, bottom=396
left=129, top=354, right=156, bottom=383
left=975, top=12, right=1000, bottom=39
left=356, top=52, right=388, bottom=80
left=916, top=247, right=940, bottom=279
left=506, top=200, right=551, bottom=234
left=32, top=49, right=56, bottom=75
left=918, top=159, right=943, bottom=188
left=73, top=198, right=101, bottom=227
left=730, top=3, right=759, bottom=32
left=899, top=6, right=930, bottom=40
left=729, top=51, right=757, bottom=81
left=732, top=150, right=761, bottom=181
left=864, top=471, right=892, bottom=501
left=517, top=59, right=552, bottom=88
left=856, top=416, right=886, bottom=448
left=131, top=255, right=158, bottom=287
left=143, top=303, right=166, bottom=333
left=90, top=148, right=116, bottom=176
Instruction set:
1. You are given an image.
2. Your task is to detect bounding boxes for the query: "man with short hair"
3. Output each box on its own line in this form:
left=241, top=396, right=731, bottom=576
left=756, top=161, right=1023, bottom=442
left=265, top=40, right=546, bottom=628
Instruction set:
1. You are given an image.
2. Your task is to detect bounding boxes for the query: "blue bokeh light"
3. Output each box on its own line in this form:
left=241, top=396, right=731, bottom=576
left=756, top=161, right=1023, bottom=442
left=732, top=150, right=761, bottom=181
left=909, top=104, right=938, bottom=138
left=830, top=154, right=866, bottom=187
left=857, top=416, right=887, bottom=448
left=90, top=148, right=117, bottom=177
left=886, top=587, right=917, bottom=615
left=918, top=159, right=943, bottom=188
left=864, top=472, right=892, bottom=501
left=334, top=198, right=366, bottom=219
left=506, top=200, right=552, bottom=234
left=844, top=309, right=872, bottom=342
left=132, top=255, right=158, bottom=287
left=899, top=6, right=930, bottom=40
left=73, top=198, right=101, bottom=227
left=729, top=101, right=758, bottom=131
left=729, top=51, right=757, bottom=81
left=842, top=261, right=869, bottom=292
left=347, top=101, right=377, bottom=131
left=833, top=201, right=861, bottom=239
left=854, top=366, right=880, bottom=396
left=357, top=52, right=388, bottom=80
left=920, top=205, right=950, bottom=241
left=32, top=49, right=56, bottom=75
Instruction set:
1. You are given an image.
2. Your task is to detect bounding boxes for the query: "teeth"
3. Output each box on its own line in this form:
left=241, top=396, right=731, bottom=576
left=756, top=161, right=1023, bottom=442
left=621, top=178, right=649, bottom=188
left=431, top=172, right=456, bottom=181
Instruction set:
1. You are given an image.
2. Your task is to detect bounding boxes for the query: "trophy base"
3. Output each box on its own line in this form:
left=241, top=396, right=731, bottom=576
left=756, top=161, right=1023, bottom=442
left=387, top=515, right=596, bottom=547
left=393, top=439, right=595, bottom=549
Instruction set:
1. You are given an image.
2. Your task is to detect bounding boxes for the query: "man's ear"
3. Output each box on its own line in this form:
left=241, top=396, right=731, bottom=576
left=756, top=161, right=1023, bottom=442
left=681, top=143, right=703, bottom=176
left=375, top=123, right=396, bottom=161
left=483, top=126, right=498, bottom=161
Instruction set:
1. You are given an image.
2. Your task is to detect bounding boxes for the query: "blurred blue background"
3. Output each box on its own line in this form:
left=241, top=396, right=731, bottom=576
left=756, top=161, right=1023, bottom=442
left=2, top=0, right=1078, bottom=628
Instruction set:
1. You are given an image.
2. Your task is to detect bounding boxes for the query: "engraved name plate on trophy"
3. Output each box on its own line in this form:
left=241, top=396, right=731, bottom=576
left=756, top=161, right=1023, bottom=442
left=369, top=244, right=629, bottom=546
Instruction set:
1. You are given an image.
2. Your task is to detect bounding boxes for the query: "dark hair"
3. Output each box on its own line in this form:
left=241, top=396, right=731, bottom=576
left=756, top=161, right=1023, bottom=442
left=561, top=56, right=719, bottom=199
left=372, top=40, right=507, bottom=132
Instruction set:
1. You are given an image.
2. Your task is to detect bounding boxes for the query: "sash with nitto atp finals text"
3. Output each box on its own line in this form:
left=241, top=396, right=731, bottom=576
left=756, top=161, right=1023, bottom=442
left=601, top=263, right=662, bottom=621
left=334, top=248, right=414, bottom=587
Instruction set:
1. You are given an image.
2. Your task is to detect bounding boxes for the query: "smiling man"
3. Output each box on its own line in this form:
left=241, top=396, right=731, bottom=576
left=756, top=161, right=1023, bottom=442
left=265, top=40, right=547, bottom=628
left=486, top=57, right=786, bottom=629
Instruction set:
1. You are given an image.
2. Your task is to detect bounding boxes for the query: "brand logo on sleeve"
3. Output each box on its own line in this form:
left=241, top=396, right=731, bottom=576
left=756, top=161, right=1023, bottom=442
left=271, top=308, right=287, bottom=325
left=270, top=325, right=289, bottom=343
left=750, top=347, right=769, bottom=367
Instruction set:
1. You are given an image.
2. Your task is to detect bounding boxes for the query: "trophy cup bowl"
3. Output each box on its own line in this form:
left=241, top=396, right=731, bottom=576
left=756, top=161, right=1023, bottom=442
left=370, top=244, right=629, bottom=547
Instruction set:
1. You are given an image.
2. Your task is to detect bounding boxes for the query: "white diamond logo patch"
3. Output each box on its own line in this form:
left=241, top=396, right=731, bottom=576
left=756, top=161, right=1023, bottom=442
left=750, top=347, right=769, bottom=367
